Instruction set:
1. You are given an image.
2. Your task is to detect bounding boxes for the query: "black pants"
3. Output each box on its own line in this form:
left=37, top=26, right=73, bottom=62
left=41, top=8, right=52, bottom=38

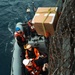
left=17, top=42, right=27, bottom=59
left=34, top=57, right=48, bottom=67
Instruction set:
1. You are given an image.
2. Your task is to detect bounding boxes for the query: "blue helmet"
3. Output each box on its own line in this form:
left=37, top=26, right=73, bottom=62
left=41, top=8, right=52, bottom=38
left=15, top=27, right=20, bottom=31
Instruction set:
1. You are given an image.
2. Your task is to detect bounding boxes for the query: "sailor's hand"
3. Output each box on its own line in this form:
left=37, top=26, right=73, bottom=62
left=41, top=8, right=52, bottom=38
left=29, top=59, right=33, bottom=61
left=31, top=71, right=35, bottom=75
left=39, top=55, right=44, bottom=58
left=42, top=63, right=48, bottom=71
left=31, top=26, right=34, bottom=29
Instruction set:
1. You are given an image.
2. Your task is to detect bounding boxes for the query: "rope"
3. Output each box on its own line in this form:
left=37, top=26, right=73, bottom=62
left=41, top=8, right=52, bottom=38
left=41, top=0, right=61, bottom=36
left=42, top=8, right=51, bottom=35
left=55, top=0, right=61, bottom=7
left=42, top=8, right=55, bottom=35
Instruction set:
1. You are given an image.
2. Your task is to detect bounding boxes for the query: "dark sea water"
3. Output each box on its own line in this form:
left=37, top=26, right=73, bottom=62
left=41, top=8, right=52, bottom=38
left=0, top=0, right=62, bottom=75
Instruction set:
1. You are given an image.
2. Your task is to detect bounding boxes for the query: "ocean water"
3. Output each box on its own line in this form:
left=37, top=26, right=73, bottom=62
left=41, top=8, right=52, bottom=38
left=0, top=0, right=62, bottom=75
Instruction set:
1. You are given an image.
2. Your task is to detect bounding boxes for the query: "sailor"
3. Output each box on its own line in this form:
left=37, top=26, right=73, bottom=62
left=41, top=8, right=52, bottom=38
left=24, top=44, right=40, bottom=60
left=24, top=44, right=48, bottom=75
left=23, top=59, right=41, bottom=75
left=27, top=20, right=37, bottom=37
left=23, top=59, right=48, bottom=75
left=14, top=26, right=27, bottom=49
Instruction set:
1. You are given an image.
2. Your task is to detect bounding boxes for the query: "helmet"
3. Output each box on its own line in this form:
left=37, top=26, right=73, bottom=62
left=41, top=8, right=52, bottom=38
left=23, top=59, right=32, bottom=66
left=15, top=27, right=20, bottom=31
left=24, top=44, right=31, bottom=49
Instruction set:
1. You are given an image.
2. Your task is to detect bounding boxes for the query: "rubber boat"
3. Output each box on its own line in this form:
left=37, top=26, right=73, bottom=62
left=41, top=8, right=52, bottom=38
left=10, top=22, right=49, bottom=75
left=10, top=23, right=24, bottom=75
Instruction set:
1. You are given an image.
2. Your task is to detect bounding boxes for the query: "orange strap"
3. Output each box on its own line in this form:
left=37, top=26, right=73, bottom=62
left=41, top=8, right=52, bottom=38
left=14, top=32, right=25, bottom=41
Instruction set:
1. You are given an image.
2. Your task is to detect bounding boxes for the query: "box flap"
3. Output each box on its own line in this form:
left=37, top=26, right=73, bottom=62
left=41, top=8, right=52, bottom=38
left=32, top=7, right=58, bottom=24
left=36, top=7, right=58, bottom=13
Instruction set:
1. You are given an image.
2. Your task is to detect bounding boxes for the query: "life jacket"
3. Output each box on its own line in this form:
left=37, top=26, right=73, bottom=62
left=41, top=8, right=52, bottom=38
left=25, top=47, right=40, bottom=60
left=25, top=60, right=41, bottom=75
left=27, top=21, right=35, bottom=32
left=14, top=31, right=25, bottom=42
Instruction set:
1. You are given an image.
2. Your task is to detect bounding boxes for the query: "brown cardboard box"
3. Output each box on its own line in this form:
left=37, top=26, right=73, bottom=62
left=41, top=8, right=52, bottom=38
left=32, top=7, right=59, bottom=36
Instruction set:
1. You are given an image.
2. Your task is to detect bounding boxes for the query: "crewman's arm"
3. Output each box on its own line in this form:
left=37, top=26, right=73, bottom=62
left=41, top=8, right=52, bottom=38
left=34, top=48, right=40, bottom=60
left=25, top=50, right=29, bottom=59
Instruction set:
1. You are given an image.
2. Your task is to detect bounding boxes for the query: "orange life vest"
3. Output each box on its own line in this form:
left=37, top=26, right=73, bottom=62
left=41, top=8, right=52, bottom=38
left=27, top=21, right=35, bottom=32
left=14, top=31, right=25, bottom=42
left=25, top=47, right=40, bottom=60
left=25, top=60, right=41, bottom=75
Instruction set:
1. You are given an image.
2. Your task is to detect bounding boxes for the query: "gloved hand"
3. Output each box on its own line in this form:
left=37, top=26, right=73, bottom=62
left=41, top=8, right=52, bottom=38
left=39, top=55, right=44, bottom=58
left=29, top=59, right=33, bottom=61
left=31, top=26, right=34, bottom=29
left=31, top=71, right=35, bottom=75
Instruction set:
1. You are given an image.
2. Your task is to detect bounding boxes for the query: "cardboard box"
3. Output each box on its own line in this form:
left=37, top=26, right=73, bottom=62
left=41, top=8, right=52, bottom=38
left=32, top=7, right=59, bottom=36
